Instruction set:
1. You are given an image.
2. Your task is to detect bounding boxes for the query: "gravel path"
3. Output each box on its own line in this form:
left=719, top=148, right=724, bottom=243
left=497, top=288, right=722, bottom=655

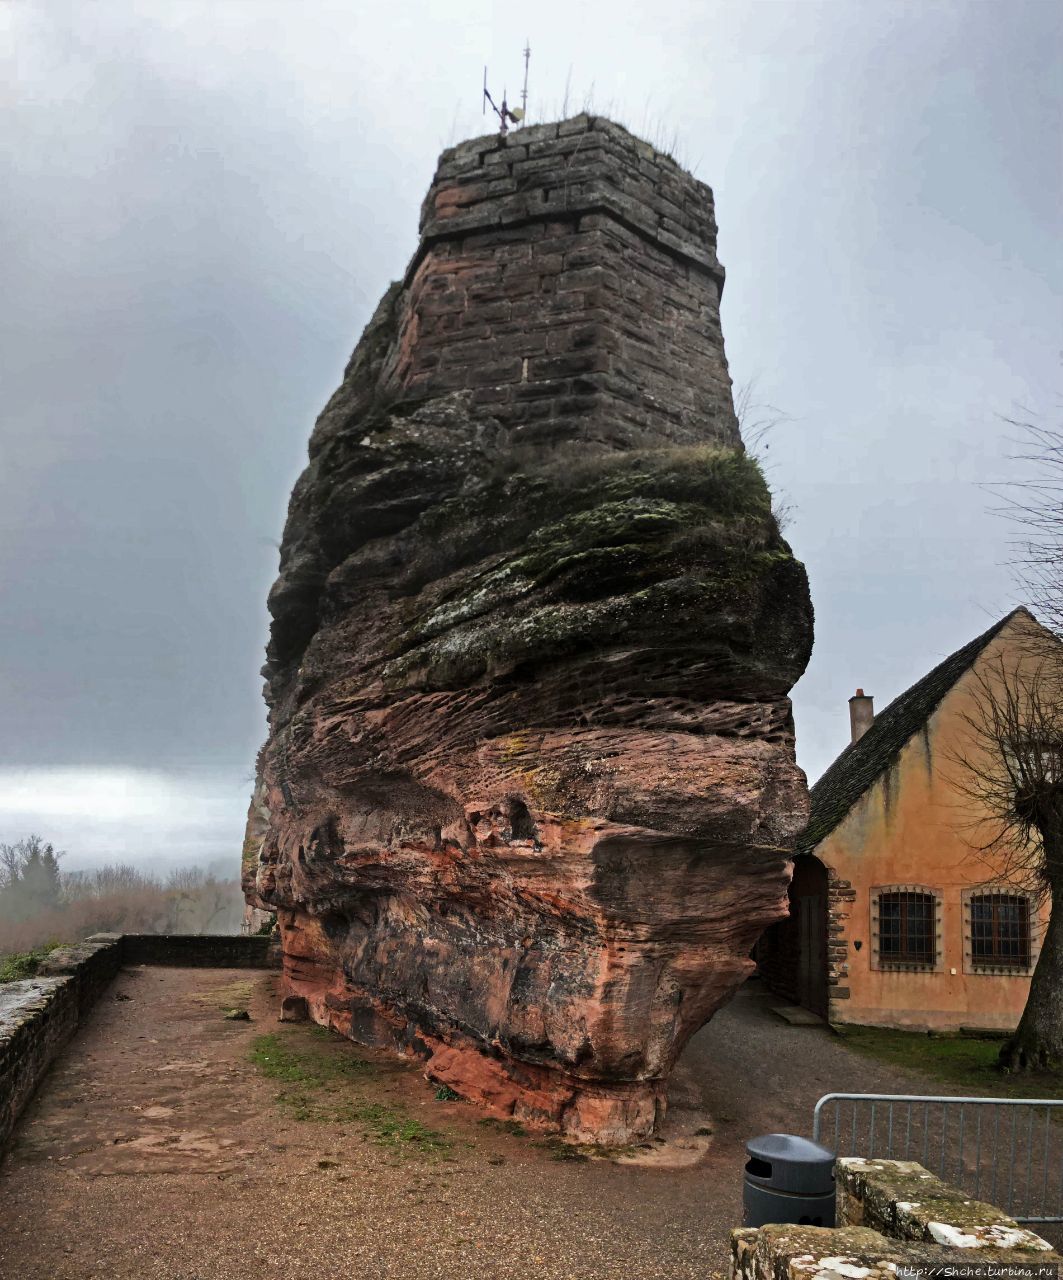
left=0, top=968, right=1041, bottom=1280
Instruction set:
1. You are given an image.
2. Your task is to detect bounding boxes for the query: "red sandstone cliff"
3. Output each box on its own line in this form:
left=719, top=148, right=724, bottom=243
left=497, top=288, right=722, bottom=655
left=244, top=115, right=813, bottom=1143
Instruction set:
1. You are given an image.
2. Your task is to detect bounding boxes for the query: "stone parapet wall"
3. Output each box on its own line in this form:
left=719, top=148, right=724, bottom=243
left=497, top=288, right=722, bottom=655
left=0, top=935, right=122, bottom=1151
left=119, top=933, right=277, bottom=969
left=38, top=935, right=125, bottom=1015
left=0, top=980, right=76, bottom=1151
left=0, top=933, right=277, bottom=1155
left=419, top=117, right=722, bottom=269
left=733, top=1223, right=914, bottom=1280
left=732, top=1159, right=1057, bottom=1280
left=837, top=1158, right=1054, bottom=1250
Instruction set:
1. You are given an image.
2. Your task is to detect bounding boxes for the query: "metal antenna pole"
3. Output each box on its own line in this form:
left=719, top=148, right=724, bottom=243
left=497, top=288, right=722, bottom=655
left=483, top=60, right=524, bottom=137
left=521, top=41, right=530, bottom=125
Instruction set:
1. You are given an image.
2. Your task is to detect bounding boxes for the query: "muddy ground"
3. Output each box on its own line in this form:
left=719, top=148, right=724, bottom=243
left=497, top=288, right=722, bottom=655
left=0, top=966, right=1054, bottom=1280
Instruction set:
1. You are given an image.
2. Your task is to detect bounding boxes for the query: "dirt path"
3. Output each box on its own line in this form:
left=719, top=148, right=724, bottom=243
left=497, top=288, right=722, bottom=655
left=0, top=969, right=1039, bottom=1280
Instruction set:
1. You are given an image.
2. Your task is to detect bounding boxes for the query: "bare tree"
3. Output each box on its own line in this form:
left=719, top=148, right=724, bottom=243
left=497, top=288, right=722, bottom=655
left=0, top=835, right=63, bottom=923
left=0, top=842, right=23, bottom=893
left=953, top=643, right=1063, bottom=1071
left=63, top=863, right=157, bottom=900
left=194, top=875, right=238, bottom=933
left=992, top=416, right=1063, bottom=639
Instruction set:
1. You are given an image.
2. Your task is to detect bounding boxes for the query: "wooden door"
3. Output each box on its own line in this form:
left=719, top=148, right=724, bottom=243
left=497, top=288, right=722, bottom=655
left=793, top=858, right=828, bottom=1017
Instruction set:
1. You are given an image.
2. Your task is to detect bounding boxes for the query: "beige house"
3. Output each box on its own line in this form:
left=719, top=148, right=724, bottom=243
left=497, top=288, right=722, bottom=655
left=759, top=608, right=1053, bottom=1032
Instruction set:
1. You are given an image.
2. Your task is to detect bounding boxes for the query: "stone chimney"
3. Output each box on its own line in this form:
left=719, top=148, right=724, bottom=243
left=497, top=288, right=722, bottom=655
left=849, top=688, right=874, bottom=743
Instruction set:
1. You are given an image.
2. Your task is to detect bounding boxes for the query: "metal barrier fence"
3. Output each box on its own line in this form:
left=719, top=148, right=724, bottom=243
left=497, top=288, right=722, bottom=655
left=813, top=1092, right=1063, bottom=1224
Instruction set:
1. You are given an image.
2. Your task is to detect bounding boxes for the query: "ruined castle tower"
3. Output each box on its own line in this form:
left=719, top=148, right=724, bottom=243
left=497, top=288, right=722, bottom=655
left=244, top=116, right=813, bottom=1142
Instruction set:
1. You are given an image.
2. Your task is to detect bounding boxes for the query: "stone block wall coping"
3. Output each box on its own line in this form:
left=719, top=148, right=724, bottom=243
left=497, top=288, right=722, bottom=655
left=438, top=116, right=694, bottom=178
left=733, top=1223, right=917, bottom=1280
left=837, top=1157, right=1054, bottom=1252
left=37, top=936, right=121, bottom=977
left=731, top=1159, right=1058, bottom=1280
left=0, top=976, right=69, bottom=1033
left=731, top=1223, right=1057, bottom=1280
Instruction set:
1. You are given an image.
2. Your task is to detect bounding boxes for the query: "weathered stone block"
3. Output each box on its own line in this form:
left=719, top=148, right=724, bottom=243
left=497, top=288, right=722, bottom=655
left=837, top=1158, right=1055, bottom=1252
left=734, top=1193, right=1057, bottom=1280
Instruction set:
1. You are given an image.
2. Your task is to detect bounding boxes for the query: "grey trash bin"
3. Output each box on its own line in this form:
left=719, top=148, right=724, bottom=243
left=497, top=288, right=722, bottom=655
left=743, top=1133, right=836, bottom=1227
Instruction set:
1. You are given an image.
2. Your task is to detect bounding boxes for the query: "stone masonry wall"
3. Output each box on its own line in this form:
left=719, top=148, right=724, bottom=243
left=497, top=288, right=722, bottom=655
left=312, top=114, right=739, bottom=462
left=120, top=934, right=277, bottom=969
left=836, top=1158, right=1055, bottom=1250
left=0, top=933, right=277, bottom=1155
left=38, top=936, right=126, bottom=1015
left=826, top=866, right=856, bottom=1013
left=0, top=979, right=77, bottom=1151
left=0, top=936, right=122, bottom=1151
left=732, top=1159, right=1057, bottom=1280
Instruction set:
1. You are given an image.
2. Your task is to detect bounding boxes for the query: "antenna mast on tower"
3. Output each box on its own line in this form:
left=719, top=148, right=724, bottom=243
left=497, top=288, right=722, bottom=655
left=483, top=47, right=529, bottom=137
left=520, top=41, right=530, bottom=124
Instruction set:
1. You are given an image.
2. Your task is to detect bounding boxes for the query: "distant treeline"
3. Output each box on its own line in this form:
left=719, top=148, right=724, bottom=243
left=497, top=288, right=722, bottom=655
left=0, top=834, right=245, bottom=957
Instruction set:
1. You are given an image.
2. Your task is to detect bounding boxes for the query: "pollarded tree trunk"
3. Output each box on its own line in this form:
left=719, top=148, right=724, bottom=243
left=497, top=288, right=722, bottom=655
left=1001, top=862, right=1063, bottom=1073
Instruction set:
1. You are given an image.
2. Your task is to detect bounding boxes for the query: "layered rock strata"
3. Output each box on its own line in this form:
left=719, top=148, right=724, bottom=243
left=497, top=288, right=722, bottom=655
left=244, top=115, right=813, bottom=1142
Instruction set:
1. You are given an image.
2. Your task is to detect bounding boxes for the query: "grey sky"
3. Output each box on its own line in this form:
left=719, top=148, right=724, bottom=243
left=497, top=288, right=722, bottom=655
left=2, top=1, right=1060, bottom=874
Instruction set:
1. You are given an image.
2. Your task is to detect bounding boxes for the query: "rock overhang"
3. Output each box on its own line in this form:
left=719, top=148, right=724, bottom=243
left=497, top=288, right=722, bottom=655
left=245, top=113, right=813, bottom=1142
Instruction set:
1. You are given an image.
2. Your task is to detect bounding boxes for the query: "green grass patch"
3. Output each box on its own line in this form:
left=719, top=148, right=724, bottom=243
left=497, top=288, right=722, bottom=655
left=838, top=1025, right=1063, bottom=1100
left=477, top=1117, right=527, bottom=1137
left=0, top=943, right=64, bottom=984
left=249, top=1032, right=371, bottom=1086
left=248, top=1030, right=450, bottom=1157
left=350, top=1101, right=451, bottom=1154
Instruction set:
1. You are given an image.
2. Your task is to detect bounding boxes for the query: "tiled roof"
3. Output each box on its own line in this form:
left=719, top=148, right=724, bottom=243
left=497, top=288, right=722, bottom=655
left=798, top=609, right=1031, bottom=854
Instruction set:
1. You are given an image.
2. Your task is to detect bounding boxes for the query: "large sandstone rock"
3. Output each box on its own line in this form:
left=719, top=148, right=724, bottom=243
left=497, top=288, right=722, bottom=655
left=244, top=116, right=813, bottom=1142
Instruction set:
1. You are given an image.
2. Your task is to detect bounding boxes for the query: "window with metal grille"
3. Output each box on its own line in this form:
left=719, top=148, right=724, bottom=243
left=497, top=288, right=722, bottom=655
left=878, top=890, right=936, bottom=965
left=971, top=893, right=1031, bottom=968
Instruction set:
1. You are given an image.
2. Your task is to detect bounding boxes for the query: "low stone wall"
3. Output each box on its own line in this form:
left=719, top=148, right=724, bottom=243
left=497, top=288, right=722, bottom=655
left=0, top=982, right=76, bottom=1151
left=119, top=933, right=276, bottom=968
left=838, top=1157, right=1054, bottom=1250
left=732, top=1158, right=1058, bottom=1280
left=38, top=935, right=125, bottom=1014
left=0, top=932, right=278, bottom=1155
left=0, top=935, right=123, bottom=1151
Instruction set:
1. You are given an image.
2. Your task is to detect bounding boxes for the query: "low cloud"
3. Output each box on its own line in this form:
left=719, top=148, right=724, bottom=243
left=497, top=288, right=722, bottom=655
left=0, top=767, right=249, bottom=875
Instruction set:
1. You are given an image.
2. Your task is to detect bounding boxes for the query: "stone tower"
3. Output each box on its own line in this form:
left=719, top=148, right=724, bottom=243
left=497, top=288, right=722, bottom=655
left=395, top=117, right=734, bottom=449
left=244, top=116, right=813, bottom=1143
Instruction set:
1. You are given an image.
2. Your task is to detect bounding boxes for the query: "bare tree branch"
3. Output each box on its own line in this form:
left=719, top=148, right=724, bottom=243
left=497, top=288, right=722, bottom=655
left=950, top=627, right=1063, bottom=1071
left=985, top=414, right=1063, bottom=637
